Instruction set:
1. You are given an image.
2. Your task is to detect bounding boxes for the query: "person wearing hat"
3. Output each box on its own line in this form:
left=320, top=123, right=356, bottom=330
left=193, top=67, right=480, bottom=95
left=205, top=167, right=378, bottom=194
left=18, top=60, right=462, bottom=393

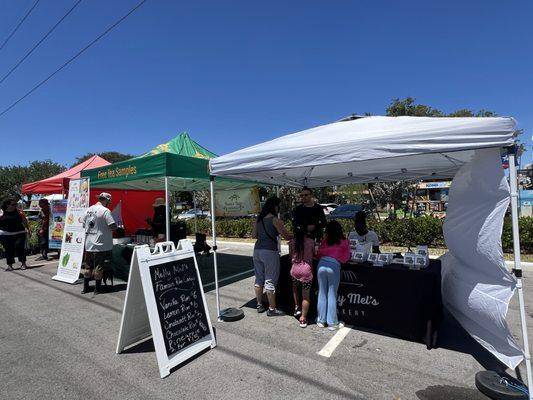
left=146, top=197, right=167, bottom=242
left=82, top=192, right=117, bottom=295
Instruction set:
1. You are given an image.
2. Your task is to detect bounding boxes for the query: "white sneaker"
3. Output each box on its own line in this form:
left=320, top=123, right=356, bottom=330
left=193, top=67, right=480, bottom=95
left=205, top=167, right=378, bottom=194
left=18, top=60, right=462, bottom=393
left=328, top=325, right=338, bottom=331
left=317, top=321, right=326, bottom=328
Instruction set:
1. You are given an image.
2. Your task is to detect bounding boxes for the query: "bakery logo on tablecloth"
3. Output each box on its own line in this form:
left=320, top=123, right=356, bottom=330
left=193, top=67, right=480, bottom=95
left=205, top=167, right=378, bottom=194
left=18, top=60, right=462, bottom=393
left=338, top=270, right=380, bottom=318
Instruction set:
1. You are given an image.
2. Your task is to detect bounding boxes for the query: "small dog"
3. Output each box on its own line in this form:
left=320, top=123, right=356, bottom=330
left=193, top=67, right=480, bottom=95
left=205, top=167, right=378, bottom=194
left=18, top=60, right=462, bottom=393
left=102, top=269, right=114, bottom=287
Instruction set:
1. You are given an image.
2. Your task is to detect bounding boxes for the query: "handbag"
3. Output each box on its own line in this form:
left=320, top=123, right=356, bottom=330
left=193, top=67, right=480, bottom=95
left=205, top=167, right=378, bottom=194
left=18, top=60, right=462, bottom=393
left=290, top=259, right=313, bottom=282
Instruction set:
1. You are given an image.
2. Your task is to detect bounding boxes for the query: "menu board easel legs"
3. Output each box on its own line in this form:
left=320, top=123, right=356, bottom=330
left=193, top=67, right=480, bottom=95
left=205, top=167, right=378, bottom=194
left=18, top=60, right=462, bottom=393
left=116, top=242, right=216, bottom=378
left=116, top=250, right=151, bottom=353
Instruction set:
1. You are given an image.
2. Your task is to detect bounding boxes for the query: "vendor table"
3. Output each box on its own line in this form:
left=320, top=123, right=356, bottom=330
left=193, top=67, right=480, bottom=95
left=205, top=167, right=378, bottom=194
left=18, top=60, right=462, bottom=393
left=110, top=243, right=135, bottom=281
left=277, top=255, right=443, bottom=348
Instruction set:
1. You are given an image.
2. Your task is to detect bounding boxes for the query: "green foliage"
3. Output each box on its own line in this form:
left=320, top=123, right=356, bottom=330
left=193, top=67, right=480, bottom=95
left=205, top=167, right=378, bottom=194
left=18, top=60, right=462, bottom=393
left=0, top=160, right=65, bottom=201
left=181, top=216, right=533, bottom=255
left=386, top=97, right=497, bottom=118
left=387, top=97, right=443, bottom=117
left=502, top=217, right=533, bottom=254
left=72, top=152, right=134, bottom=167
left=334, top=184, right=368, bottom=204
left=0, top=220, right=40, bottom=255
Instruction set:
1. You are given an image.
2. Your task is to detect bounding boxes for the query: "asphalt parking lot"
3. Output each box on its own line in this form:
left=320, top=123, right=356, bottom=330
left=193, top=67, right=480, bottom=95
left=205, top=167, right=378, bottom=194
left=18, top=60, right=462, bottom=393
left=1, top=241, right=532, bottom=400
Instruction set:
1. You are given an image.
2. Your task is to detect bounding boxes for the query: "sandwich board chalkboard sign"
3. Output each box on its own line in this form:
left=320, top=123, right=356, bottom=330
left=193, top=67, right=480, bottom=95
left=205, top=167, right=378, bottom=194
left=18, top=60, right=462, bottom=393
left=116, top=240, right=216, bottom=378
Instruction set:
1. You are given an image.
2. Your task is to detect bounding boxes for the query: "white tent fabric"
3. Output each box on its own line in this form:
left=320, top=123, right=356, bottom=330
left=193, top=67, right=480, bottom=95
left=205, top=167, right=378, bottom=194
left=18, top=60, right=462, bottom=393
left=111, top=201, right=124, bottom=228
left=210, top=116, right=516, bottom=186
left=210, top=115, right=525, bottom=370
left=441, top=148, right=523, bottom=368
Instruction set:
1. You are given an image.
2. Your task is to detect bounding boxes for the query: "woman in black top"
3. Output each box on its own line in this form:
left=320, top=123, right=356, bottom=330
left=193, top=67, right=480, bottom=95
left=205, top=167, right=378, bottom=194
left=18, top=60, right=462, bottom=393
left=0, top=198, right=29, bottom=271
left=146, top=198, right=167, bottom=242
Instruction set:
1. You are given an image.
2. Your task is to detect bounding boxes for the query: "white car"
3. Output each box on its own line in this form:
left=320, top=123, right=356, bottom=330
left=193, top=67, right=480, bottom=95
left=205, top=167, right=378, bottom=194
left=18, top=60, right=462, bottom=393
left=320, top=203, right=338, bottom=216
left=177, top=209, right=209, bottom=220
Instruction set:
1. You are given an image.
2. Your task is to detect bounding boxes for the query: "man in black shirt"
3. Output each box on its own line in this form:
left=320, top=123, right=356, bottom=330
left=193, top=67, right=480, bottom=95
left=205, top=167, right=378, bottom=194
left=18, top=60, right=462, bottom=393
left=292, top=187, right=327, bottom=240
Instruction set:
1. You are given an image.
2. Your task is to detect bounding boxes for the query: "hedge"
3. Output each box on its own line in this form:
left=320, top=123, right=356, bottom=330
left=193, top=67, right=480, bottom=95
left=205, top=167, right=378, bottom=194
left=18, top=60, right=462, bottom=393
left=184, top=216, right=533, bottom=254
left=3, top=216, right=532, bottom=257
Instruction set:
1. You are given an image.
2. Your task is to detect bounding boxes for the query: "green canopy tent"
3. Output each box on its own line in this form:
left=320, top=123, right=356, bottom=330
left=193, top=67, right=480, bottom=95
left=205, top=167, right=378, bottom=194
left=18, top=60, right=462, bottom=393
left=140, top=132, right=217, bottom=159
left=81, top=134, right=263, bottom=321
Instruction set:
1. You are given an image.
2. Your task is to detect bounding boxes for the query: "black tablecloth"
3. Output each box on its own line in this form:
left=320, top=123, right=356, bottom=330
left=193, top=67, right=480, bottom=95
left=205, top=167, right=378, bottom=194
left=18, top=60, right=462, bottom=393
left=277, top=255, right=443, bottom=346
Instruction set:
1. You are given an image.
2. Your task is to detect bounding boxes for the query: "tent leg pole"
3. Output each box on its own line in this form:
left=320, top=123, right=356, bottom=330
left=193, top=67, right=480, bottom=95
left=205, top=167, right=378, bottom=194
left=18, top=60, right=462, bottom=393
left=165, top=177, right=170, bottom=241
left=276, top=186, right=280, bottom=218
left=193, top=191, right=198, bottom=233
left=509, top=149, right=533, bottom=398
left=210, top=178, right=221, bottom=320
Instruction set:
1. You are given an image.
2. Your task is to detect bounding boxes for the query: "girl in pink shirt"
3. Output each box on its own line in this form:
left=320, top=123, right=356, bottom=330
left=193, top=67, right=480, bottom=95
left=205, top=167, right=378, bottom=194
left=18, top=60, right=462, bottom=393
left=289, top=225, right=315, bottom=328
left=316, top=220, right=350, bottom=330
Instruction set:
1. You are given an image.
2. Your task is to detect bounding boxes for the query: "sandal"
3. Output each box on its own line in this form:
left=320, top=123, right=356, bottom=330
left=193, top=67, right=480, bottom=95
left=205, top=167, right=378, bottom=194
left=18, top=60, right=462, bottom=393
left=299, top=318, right=308, bottom=328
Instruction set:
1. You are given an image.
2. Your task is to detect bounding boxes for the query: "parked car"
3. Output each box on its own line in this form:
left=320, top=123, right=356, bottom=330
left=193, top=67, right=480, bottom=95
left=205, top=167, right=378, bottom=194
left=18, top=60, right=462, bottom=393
left=177, top=208, right=209, bottom=221
left=328, top=204, right=366, bottom=220
left=320, top=203, right=338, bottom=216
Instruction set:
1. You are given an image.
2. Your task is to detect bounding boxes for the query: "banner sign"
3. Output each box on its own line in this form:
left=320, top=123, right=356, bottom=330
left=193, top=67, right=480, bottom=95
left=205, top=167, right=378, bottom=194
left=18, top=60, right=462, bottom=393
left=418, top=181, right=451, bottom=189
left=116, top=240, right=216, bottom=378
left=215, top=187, right=260, bottom=217
left=53, top=178, right=89, bottom=284
left=49, top=199, right=68, bottom=250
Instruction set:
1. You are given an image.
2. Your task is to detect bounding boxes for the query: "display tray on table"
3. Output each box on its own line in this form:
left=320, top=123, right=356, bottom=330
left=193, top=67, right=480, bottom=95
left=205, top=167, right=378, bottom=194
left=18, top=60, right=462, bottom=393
left=277, top=255, right=443, bottom=348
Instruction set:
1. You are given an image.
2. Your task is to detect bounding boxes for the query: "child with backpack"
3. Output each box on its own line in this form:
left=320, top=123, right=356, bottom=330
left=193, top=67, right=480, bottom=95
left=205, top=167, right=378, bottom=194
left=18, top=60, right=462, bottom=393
left=289, top=225, right=315, bottom=328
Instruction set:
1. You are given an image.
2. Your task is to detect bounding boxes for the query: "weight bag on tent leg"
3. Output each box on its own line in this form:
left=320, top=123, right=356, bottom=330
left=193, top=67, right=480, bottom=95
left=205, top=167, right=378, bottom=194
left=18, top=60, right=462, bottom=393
left=475, top=371, right=528, bottom=399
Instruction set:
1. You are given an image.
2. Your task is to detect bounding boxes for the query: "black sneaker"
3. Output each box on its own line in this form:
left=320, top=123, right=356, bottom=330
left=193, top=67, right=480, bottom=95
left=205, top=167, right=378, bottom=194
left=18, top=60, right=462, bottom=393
left=257, top=304, right=266, bottom=313
left=267, top=308, right=285, bottom=317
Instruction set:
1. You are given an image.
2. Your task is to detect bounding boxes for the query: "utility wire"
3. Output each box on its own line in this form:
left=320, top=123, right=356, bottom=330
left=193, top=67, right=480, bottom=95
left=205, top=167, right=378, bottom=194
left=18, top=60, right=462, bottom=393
left=0, top=0, right=84, bottom=85
left=0, top=0, right=148, bottom=118
left=0, top=0, right=41, bottom=52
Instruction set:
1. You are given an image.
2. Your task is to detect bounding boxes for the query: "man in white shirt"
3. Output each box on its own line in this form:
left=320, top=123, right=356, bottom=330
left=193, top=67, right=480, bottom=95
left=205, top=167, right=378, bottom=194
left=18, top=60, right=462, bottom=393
left=82, top=192, right=117, bottom=295
left=348, top=211, right=380, bottom=253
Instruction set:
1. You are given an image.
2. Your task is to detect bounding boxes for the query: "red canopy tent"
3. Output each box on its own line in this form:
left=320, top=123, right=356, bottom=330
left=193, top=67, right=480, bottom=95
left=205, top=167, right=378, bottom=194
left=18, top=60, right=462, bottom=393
left=22, top=155, right=111, bottom=195
left=22, top=155, right=163, bottom=235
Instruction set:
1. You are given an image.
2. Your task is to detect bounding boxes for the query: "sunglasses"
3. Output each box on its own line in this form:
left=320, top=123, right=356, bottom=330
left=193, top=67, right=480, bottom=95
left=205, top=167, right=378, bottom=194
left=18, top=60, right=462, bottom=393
left=299, top=193, right=310, bottom=197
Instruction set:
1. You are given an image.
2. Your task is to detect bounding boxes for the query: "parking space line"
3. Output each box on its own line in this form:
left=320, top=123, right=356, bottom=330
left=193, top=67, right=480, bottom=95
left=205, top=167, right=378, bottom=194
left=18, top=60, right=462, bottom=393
left=203, top=269, right=255, bottom=288
left=317, top=326, right=351, bottom=358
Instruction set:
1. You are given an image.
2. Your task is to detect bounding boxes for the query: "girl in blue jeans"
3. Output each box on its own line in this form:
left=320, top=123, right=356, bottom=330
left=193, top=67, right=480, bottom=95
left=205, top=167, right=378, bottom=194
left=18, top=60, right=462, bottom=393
left=316, top=220, right=350, bottom=330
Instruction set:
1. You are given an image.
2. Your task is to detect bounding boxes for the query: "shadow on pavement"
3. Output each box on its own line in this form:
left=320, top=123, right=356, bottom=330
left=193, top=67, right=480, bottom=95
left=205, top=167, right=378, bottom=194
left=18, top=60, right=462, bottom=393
left=199, top=253, right=254, bottom=292
left=416, top=385, right=486, bottom=400
left=25, top=264, right=46, bottom=269
left=437, top=308, right=508, bottom=372
left=103, top=283, right=128, bottom=293
left=121, top=336, right=213, bottom=374
left=217, top=345, right=365, bottom=400
left=121, top=339, right=155, bottom=354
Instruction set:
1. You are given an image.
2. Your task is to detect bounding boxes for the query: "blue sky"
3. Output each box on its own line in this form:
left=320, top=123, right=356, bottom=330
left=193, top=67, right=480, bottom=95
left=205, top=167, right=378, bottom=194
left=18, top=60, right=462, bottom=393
left=0, top=0, right=532, bottom=167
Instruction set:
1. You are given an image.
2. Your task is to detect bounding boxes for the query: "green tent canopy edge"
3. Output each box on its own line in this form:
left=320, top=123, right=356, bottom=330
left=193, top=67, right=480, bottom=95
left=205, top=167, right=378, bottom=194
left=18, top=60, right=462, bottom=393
left=81, top=152, right=262, bottom=191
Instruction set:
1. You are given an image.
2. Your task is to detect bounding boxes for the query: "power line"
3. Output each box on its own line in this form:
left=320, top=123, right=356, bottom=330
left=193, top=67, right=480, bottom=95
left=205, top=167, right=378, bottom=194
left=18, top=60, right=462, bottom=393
left=0, top=0, right=41, bottom=52
left=0, top=0, right=148, bottom=118
left=0, top=0, right=84, bottom=85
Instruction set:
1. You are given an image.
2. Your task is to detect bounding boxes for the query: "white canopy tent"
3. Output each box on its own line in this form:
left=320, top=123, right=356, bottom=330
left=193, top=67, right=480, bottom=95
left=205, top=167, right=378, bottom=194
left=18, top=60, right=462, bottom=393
left=210, top=115, right=532, bottom=396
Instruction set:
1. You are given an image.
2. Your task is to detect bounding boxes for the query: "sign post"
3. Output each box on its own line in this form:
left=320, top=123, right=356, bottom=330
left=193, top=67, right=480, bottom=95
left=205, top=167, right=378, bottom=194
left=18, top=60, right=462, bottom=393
left=52, top=178, right=89, bottom=284
left=116, top=240, right=216, bottom=378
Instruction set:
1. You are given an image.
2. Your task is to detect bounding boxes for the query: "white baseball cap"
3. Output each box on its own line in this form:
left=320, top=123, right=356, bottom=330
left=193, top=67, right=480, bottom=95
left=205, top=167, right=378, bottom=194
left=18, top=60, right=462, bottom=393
left=98, top=192, right=112, bottom=201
